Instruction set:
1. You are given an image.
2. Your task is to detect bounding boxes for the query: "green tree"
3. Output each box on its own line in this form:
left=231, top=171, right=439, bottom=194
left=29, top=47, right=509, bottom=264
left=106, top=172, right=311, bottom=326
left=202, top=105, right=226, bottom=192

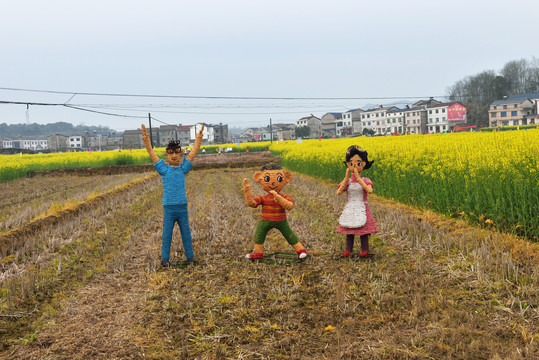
left=362, top=128, right=375, bottom=136
left=491, top=76, right=509, bottom=100
left=295, top=126, right=311, bottom=139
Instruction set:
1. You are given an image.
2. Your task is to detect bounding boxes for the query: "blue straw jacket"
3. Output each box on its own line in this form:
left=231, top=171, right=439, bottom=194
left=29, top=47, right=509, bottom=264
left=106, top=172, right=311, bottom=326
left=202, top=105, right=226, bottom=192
left=154, top=158, right=193, bottom=206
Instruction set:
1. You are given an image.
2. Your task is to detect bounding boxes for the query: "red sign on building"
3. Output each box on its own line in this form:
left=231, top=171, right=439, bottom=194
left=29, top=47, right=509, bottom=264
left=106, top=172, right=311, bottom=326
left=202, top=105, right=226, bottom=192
left=448, top=103, right=467, bottom=122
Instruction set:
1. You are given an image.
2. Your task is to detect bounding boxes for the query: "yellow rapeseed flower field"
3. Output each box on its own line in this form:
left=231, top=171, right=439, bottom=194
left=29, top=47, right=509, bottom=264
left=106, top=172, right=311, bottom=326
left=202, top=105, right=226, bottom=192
left=270, top=130, right=539, bottom=240
left=0, top=148, right=151, bottom=182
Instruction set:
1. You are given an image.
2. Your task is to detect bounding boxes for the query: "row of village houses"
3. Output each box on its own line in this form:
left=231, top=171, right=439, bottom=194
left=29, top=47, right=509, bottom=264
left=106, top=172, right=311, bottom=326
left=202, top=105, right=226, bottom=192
left=288, top=92, right=539, bottom=140
left=291, top=98, right=467, bottom=139
left=0, top=123, right=229, bottom=152
left=2, top=94, right=538, bottom=151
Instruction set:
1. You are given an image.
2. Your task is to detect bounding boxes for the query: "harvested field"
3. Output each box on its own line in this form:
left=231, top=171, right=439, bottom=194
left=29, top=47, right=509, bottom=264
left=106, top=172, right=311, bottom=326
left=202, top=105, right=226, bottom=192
left=1, top=160, right=539, bottom=359
left=0, top=172, right=153, bottom=232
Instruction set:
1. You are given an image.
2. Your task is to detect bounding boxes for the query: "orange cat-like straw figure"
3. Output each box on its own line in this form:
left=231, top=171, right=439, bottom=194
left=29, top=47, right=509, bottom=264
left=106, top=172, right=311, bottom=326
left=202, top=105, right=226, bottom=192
left=243, top=163, right=307, bottom=260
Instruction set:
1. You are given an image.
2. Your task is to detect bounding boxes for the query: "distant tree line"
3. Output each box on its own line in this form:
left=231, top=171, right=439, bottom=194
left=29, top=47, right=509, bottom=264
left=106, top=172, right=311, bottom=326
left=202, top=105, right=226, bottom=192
left=447, top=57, right=539, bottom=127
left=0, top=122, right=113, bottom=138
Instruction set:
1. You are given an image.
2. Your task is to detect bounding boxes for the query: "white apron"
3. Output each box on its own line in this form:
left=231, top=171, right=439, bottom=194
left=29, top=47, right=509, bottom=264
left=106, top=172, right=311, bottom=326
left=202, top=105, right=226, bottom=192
left=338, top=181, right=367, bottom=228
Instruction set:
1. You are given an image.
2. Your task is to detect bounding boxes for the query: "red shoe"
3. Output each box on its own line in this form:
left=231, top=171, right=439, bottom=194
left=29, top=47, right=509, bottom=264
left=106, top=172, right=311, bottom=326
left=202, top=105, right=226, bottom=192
left=343, top=250, right=351, bottom=258
left=296, top=249, right=308, bottom=259
left=246, top=252, right=263, bottom=260
left=360, top=250, right=369, bottom=258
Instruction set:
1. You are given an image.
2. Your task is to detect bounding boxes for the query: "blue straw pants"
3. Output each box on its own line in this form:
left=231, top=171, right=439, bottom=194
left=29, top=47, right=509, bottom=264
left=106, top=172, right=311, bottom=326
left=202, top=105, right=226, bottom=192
left=162, top=204, right=193, bottom=262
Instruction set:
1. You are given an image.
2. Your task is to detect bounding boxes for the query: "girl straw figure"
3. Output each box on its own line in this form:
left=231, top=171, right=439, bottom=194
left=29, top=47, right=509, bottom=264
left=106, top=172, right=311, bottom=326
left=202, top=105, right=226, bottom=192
left=337, top=145, right=378, bottom=258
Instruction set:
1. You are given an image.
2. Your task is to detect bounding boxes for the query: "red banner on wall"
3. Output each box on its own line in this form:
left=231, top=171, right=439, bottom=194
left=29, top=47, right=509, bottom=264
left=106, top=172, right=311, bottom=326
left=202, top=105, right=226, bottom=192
left=448, top=103, right=467, bottom=122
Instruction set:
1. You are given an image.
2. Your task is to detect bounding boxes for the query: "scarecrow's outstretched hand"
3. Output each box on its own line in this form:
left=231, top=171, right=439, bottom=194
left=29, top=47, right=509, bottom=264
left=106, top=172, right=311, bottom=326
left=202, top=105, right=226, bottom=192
left=243, top=178, right=256, bottom=207
left=142, top=124, right=150, bottom=145
left=187, top=123, right=205, bottom=162
left=141, top=124, right=159, bottom=163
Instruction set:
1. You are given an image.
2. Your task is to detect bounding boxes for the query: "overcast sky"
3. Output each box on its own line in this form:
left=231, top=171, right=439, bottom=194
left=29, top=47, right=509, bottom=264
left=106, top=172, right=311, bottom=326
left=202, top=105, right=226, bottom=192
left=1, top=0, right=537, bottom=131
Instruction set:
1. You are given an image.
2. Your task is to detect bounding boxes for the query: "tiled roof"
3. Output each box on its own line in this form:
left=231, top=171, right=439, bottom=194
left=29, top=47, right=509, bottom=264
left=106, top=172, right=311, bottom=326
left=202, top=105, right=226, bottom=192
left=491, top=98, right=531, bottom=106
left=428, top=102, right=463, bottom=108
left=365, top=106, right=396, bottom=112
left=509, top=92, right=539, bottom=99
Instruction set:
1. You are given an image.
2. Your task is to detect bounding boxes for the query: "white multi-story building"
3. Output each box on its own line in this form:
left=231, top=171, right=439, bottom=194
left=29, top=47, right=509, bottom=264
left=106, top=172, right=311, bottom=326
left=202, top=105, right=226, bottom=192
left=29, top=139, right=47, bottom=150
left=336, top=111, right=353, bottom=137
left=386, top=108, right=406, bottom=134
left=1, top=139, right=13, bottom=148
left=359, top=116, right=375, bottom=134
left=190, top=123, right=214, bottom=145
left=2, top=137, right=48, bottom=150
left=68, top=135, right=84, bottom=149
left=426, top=102, right=467, bottom=133
left=361, top=106, right=397, bottom=135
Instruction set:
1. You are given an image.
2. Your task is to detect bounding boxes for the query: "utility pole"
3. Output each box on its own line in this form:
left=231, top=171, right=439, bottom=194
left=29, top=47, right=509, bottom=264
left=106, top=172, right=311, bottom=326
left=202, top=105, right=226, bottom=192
left=148, top=113, right=153, bottom=148
left=270, top=118, right=273, bottom=143
left=219, top=122, right=223, bottom=144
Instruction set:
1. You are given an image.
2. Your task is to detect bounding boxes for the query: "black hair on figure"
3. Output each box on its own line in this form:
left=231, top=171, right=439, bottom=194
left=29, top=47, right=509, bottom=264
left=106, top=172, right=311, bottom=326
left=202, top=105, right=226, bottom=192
left=166, top=140, right=182, bottom=151
left=344, top=145, right=374, bottom=170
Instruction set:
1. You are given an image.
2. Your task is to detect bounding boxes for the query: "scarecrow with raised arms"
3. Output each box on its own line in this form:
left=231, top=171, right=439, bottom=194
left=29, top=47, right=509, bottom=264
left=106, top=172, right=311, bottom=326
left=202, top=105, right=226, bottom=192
left=142, top=123, right=205, bottom=267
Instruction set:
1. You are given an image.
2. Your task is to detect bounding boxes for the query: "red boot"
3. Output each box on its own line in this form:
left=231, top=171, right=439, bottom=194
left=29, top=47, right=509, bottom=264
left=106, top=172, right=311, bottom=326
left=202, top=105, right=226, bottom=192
left=360, top=250, right=369, bottom=258
left=246, top=252, right=263, bottom=260
left=296, top=249, right=308, bottom=259
left=343, top=250, right=351, bottom=258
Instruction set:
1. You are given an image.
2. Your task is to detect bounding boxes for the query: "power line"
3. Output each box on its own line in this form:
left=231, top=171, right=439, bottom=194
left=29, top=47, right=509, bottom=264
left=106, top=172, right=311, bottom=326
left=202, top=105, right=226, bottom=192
left=0, top=86, right=450, bottom=101
left=65, top=103, right=346, bottom=109
left=0, top=99, right=353, bottom=119
left=68, top=106, right=337, bottom=115
left=144, top=116, right=173, bottom=126
left=1, top=100, right=172, bottom=125
left=0, top=100, right=62, bottom=107
left=63, top=104, right=147, bottom=119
